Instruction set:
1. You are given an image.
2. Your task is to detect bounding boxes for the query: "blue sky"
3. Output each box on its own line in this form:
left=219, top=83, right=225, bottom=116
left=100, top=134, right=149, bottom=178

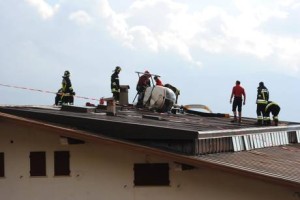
left=0, top=0, right=300, bottom=122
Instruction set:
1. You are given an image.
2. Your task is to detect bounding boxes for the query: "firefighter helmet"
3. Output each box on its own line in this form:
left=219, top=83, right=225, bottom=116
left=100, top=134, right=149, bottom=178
left=115, top=66, right=121, bottom=73
left=64, top=70, right=70, bottom=77
left=259, top=82, right=264, bottom=87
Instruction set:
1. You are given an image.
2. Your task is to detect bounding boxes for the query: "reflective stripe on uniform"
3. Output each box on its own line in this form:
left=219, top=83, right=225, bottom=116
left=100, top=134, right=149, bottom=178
left=265, top=102, right=278, bottom=110
left=257, top=99, right=267, bottom=104
left=111, top=88, right=120, bottom=93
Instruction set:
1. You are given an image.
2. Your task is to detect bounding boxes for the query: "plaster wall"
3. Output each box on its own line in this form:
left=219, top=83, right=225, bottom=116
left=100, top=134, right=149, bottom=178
left=0, top=120, right=299, bottom=200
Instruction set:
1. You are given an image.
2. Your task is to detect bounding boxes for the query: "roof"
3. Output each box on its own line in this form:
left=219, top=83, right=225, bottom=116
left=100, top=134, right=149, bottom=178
left=196, top=145, right=300, bottom=187
left=0, top=105, right=300, bottom=189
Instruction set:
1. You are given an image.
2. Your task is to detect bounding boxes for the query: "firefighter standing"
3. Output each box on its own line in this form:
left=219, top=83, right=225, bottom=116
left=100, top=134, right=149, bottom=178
left=230, top=80, right=246, bottom=123
left=265, top=101, right=280, bottom=126
left=111, top=66, right=121, bottom=102
left=256, top=82, right=269, bottom=125
left=136, top=70, right=151, bottom=107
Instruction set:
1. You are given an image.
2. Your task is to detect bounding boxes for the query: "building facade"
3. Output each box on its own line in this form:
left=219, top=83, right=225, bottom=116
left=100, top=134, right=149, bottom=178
left=0, top=118, right=299, bottom=200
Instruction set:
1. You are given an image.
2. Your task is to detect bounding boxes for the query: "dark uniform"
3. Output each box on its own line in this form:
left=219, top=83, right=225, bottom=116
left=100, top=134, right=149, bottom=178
left=265, top=101, right=280, bottom=126
left=164, top=84, right=180, bottom=104
left=111, top=66, right=121, bottom=101
left=55, top=70, right=75, bottom=105
left=61, top=70, right=75, bottom=105
left=256, top=82, right=269, bottom=125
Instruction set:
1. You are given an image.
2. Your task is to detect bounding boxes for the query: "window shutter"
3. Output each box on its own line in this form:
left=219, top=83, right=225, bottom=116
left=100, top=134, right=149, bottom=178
left=54, top=151, right=70, bottom=176
left=134, top=163, right=169, bottom=186
left=30, top=152, right=46, bottom=176
left=0, top=153, right=4, bottom=177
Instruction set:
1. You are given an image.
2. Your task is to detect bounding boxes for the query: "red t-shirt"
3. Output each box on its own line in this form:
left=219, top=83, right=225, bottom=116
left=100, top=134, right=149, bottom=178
left=232, top=85, right=245, bottom=98
left=155, top=79, right=163, bottom=86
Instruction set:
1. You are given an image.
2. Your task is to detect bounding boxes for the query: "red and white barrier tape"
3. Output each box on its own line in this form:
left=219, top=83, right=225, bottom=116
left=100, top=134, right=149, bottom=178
left=0, top=83, right=100, bottom=102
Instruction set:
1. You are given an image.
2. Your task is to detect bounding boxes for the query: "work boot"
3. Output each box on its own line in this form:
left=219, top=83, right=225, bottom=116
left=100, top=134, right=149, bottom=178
left=231, top=116, right=237, bottom=123
left=263, top=120, right=270, bottom=126
left=238, top=117, right=242, bottom=124
left=136, top=101, right=144, bottom=108
left=255, top=120, right=263, bottom=126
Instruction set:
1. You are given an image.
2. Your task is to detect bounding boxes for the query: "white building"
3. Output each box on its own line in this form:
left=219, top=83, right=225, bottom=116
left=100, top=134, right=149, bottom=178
left=0, top=106, right=300, bottom=200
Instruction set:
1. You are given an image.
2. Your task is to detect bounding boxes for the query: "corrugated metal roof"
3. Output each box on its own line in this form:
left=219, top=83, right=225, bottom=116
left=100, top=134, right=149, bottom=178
left=196, top=144, right=300, bottom=186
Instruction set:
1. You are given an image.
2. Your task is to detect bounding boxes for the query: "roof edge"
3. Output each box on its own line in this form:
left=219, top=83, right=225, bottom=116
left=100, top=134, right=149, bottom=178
left=0, top=111, right=299, bottom=189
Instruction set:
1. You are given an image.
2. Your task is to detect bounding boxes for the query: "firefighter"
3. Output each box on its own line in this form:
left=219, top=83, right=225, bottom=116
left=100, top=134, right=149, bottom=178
left=154, top=76, right=163, bottom=86
left=55, top=70, right=75, bottom=105
left=63, top=70, right=75, bottom=104
left=229, top=80, right=246, bottom=123
left=136, top=70, right=151, bottom=107
left=111, top=66, right=121, bottom=102
left=256, top=82, right=269, bottom=125
left=265, top=101, right=280, bottom=126
left=164, top=83, right=180, bottom=104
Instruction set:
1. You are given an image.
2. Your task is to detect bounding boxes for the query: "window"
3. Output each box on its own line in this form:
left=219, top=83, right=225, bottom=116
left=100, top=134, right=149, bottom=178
left=134, top=163, right=169, bottom=186
left=30, top=152, right=46, bottom=176
left=0, top=152, right=4, bottom=177
left=54, top=151, right=70, bottom=176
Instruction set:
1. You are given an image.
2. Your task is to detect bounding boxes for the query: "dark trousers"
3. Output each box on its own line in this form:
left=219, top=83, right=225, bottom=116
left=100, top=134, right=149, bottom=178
left=61, top=95, right=74, bottom=105
left=136, top=86, right=146, bottom=106
left=266, top=106, right=280, bottom=125
left=113, top=92, right=120, bottom=101
left=55, top=93, right=62, bottom=105
left=232, top=97, right=242, bottom=112
left=256, top=103, right=267, bottom=125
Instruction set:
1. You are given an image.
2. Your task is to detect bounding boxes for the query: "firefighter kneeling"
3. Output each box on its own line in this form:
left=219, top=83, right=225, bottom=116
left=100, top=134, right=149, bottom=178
left=264, top=101, right=281, bottom=126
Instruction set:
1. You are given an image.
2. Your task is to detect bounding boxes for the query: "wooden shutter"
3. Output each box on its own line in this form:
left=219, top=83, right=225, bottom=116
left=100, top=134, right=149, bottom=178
left=30, top=152, right=46, bottom=176
left=54, top=151, right=70, bottom=176
left=134, top=163, right=169, bottom=186
left=0, top=153, right=4, bottom=177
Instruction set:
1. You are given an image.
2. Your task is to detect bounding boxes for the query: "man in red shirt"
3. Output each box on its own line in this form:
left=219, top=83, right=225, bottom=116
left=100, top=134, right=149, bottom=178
left=230, top=80, right=246, bottom=123
left=136, top=71, right=152, bottom=107
left=154, top=76, right=163, bottom=86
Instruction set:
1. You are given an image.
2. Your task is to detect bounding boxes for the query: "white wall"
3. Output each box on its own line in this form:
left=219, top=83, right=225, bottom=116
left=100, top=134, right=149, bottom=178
left=0, top=120, right=298, bottom=200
